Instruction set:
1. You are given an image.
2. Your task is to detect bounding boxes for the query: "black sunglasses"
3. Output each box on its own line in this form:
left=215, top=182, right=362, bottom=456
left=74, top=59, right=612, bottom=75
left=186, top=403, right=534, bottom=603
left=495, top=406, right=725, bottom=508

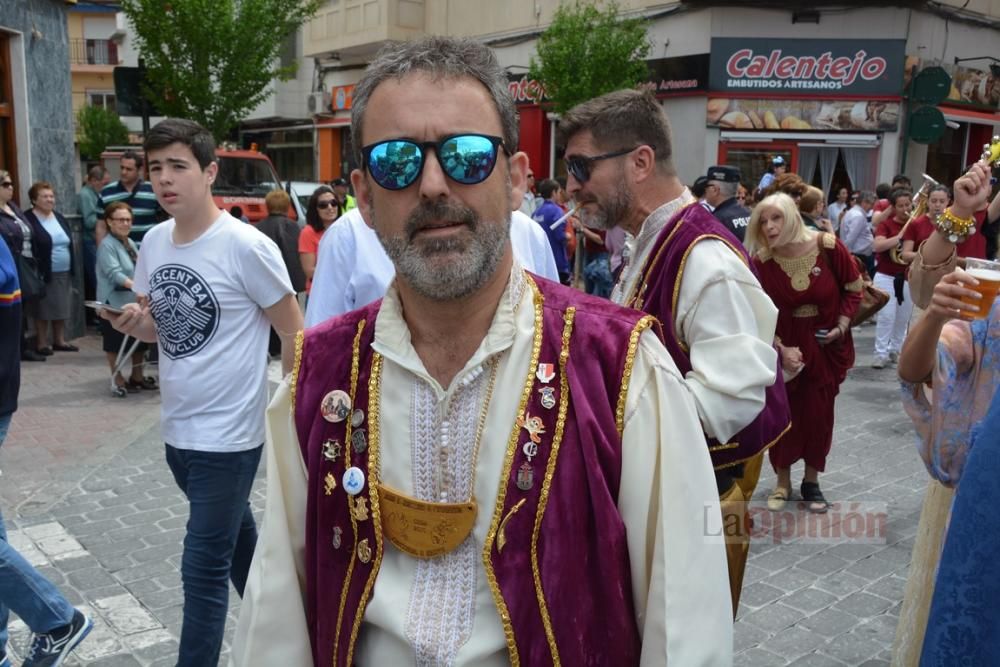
left=362, top=134, right=507, bottom=191
left=316, top=200, right=338, bottom=210
left=0, top=182, right=12, bottom=188
left=565, top=145, right=652, bottom=183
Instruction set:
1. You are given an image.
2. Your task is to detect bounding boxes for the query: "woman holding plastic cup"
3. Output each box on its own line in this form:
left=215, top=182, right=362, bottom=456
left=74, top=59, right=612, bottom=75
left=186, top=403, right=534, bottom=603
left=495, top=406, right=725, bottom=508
left=895, top=159, right=998, bottom=665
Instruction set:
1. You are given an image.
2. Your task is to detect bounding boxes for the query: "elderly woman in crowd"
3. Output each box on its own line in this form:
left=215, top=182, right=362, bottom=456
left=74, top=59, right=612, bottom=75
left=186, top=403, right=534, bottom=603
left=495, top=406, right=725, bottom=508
left=24, top=181, right=78, bottom=355
left=298, top=185, right=340, bottom=296
left=96, top=202, right=153, bottom=397
left=257, top=189, right=306, bottom=357
left=798, top=185, right=834, bottom=234
left=0, top=170, right=47, bottom=362
left=745, top=193, right=862, bottom=513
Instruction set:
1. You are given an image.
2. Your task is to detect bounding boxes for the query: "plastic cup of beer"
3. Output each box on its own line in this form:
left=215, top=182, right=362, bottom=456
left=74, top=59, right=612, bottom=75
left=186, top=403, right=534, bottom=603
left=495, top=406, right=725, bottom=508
left=961, top=258, right=1000, bottom=319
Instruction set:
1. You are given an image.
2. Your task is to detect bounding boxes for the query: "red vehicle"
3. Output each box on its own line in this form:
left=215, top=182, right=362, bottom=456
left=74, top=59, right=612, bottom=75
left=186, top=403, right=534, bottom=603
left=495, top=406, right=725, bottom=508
left=100, top=146, right=294, bottom=223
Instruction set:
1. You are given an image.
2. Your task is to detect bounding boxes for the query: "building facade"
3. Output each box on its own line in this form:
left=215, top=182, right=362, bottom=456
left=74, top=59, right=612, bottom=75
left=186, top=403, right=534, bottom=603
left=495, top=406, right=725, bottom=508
left=0, top=0, right=76, bottom=209
left=302, top=0, right=1000, bottom=195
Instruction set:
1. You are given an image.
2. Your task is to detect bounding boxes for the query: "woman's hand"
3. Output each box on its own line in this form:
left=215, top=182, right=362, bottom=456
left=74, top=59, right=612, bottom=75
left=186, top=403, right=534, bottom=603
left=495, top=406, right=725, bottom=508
left=779, top=344, right=804, bottom=373
left=952, top=162, right=992, bottom=219
left=818, top=327, right=843, bottom=345
left=926, top=267, right=982, bottom=322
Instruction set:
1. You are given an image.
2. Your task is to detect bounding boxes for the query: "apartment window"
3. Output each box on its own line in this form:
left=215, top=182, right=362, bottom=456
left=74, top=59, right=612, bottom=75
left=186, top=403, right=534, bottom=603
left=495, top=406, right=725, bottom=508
left=88, top=91, right=117, bottom=110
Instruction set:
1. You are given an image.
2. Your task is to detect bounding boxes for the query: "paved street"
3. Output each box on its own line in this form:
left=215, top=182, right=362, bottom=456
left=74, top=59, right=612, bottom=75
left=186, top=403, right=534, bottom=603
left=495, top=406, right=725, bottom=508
left=0, top=322, right=923, bottom=666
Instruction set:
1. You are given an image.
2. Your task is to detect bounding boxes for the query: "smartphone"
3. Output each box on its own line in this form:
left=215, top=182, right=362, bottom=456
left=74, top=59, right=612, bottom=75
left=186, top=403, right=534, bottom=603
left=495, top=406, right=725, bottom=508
left=814, top=328, right=829, bottom=339
left=84, top=300, right=124, bottom=315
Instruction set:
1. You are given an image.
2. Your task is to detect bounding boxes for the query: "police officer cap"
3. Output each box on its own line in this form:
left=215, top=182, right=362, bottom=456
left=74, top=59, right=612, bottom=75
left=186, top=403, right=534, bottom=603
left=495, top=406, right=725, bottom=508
left=705, top=165, right=742, bottom=183
left=771, top=156, right=786, bottom=166
left=331, top=177, right=349, bottom=187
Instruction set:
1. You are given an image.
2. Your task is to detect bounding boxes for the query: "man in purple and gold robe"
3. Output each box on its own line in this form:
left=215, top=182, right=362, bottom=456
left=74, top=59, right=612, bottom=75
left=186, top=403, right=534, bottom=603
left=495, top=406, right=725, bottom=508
left=560, top=91, right=790, bottom=613
left=232, top=37, right=732, bottom=666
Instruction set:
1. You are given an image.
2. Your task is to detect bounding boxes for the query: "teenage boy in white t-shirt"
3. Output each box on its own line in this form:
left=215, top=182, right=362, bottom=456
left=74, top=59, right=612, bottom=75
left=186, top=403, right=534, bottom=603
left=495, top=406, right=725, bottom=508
left=105, top=118, right=303, bottom=665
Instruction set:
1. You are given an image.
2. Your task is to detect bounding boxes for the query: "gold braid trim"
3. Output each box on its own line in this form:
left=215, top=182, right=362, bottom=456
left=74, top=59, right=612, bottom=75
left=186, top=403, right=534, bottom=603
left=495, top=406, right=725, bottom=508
left=615, top=316, right=656, bottom=437
left=332, top=319, right=366, bottom=664
left=482, top=276, right=545, bottom=667
left=530, top=307, right=575, bottom=666
left=712, top=421, right=791, bottom=471
left=289, top=330, right=304, bottom=412
left=348, top=353, right=384, bottom=666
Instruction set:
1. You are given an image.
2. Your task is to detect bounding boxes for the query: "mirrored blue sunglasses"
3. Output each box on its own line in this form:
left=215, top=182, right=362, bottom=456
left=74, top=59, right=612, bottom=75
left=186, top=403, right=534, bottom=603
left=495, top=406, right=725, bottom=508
left=362, top=134, right=508, bottom=191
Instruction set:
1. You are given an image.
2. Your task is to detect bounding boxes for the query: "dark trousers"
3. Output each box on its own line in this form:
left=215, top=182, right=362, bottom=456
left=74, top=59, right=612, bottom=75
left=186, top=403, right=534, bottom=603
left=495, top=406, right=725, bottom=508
left=165, top=444, right=262, bottom=666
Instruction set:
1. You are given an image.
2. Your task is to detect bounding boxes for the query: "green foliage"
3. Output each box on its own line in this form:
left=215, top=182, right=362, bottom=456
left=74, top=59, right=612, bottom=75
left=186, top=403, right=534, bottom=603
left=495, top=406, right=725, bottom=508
left=77, top=105, right=130, bottom=159
left=529, top=0, right=651, bottom=115
left=119, top=0, right=322, bottom=141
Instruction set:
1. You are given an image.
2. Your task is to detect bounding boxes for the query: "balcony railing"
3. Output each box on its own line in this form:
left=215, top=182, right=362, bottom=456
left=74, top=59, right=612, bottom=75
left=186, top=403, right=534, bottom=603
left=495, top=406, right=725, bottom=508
left=70, top=38, right=120, bottom=66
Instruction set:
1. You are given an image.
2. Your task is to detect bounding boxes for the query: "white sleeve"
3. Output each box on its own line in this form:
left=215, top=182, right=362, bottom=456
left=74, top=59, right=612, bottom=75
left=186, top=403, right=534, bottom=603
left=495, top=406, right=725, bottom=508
left=675, top=240, right=778, bottom=443
left=510, top=210, right=559, bottom=281
left=305, top=221, right=356, bottom=327
left=620, top=330, right=733, bottom=667
left=239, top=234, right=295, bottom=309
left=132, top=237, right=152, bottom=296
left=230, top=380, right=313, bottom=666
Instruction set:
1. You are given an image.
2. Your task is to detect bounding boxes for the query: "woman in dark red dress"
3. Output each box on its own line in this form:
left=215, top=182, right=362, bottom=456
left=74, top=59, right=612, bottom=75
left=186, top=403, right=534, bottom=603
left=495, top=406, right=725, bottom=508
left=746, top=193, right=862, bottom=513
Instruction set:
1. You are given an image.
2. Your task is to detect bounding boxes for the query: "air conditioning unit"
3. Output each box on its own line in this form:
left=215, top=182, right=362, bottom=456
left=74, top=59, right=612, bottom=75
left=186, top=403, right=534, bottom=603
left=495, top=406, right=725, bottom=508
left=307, top=91, right=332, bottom=114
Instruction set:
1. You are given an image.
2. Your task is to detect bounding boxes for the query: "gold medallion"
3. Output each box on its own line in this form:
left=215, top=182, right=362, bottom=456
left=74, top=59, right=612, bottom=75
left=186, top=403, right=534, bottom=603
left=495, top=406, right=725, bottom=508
left=357, top=538, right=372, bottom=564
left=379, top=484, right=477, bottom=559
left=351, top=496, right=369, bottom=522
left=324, top=472, right=337, bottom=496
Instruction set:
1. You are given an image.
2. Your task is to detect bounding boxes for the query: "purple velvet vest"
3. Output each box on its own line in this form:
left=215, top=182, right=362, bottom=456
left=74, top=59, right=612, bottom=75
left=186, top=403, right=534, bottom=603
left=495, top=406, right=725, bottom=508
left=293, top=275, right=651, bottom=666
left=626, top=203, right=791, bottom=469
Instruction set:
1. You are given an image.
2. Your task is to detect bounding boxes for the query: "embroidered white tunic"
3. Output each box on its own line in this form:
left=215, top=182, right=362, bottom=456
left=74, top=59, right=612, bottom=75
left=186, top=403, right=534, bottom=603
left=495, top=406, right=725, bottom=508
left=611, top=190, right=779, bottom=443
left=231, top=268, right=733, bottom=667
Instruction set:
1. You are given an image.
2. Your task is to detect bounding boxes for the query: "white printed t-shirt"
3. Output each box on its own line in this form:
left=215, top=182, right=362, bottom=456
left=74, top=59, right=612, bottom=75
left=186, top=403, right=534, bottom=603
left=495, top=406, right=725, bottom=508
left=133, top=211, right=293, bottom=452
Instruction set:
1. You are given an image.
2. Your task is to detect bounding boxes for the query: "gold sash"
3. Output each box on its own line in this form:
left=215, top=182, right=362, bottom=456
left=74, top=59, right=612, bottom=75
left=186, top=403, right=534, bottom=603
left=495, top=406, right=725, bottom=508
left=379, top=484, right=477, bottom=558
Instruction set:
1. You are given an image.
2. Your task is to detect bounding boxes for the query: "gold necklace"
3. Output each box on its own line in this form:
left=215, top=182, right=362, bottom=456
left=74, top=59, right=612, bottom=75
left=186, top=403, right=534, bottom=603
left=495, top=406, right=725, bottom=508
left=379, top=356, right=500, bottom=559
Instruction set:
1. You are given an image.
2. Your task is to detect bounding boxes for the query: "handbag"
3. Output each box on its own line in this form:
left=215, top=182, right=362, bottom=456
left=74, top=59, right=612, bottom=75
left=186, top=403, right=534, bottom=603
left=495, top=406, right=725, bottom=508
left=817, top=235, right=889, bottom=327
left=14, top=253, right=46, bottom=301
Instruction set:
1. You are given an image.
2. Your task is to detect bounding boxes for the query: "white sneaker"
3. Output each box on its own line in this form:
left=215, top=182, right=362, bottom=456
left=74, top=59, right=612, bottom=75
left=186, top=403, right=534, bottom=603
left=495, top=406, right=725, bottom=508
left=872, top=357, right=887, bottom=369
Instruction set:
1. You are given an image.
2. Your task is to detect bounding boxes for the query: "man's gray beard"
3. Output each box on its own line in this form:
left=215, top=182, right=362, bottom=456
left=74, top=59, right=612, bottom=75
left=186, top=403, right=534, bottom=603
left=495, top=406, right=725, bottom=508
left=374, top=199, right=510, bottom=302
left=579, top=173, right=634, bottom=231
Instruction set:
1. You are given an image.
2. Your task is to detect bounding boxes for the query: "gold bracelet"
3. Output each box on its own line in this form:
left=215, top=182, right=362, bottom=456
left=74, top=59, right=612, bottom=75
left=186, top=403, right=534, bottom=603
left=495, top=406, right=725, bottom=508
left=934, top=208, right=977, bottom=244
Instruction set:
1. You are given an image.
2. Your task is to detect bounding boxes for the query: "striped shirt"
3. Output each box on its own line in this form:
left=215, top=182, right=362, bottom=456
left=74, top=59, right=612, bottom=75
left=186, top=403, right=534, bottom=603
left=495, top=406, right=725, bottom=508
left=97, top=179, right=162, bottom=244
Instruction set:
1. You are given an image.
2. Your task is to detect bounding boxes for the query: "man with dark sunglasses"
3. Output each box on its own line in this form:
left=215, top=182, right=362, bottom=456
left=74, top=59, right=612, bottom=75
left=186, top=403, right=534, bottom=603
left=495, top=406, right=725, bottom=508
left=560, top=89, right=789, bottom=616
left=234, top=36, right=731, bottom=667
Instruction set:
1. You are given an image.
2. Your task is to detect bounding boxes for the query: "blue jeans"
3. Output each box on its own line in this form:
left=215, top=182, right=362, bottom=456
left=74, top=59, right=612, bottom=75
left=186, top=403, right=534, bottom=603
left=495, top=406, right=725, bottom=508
left=165, top=444, right=262, bottom=666
left=0, top=414, right=74, bottom=652
left=584, top=251, right=613, bottom=298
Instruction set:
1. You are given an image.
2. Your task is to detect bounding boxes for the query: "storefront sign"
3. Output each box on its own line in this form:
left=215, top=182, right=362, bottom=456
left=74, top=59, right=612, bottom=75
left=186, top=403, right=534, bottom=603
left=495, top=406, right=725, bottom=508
left=508, top=53, right=710, bottom=105
left=944, top=63, right=999, bottom=110
left=710, top=39, right=906, bottom=96
left=706, top=97, right=901, bottom=131
left=331, top=85, right=354, bottom=111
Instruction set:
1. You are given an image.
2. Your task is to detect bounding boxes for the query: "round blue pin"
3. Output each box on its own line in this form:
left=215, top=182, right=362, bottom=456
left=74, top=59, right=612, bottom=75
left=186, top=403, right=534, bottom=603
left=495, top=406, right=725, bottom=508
left=343, top=466, right=365, bottom=496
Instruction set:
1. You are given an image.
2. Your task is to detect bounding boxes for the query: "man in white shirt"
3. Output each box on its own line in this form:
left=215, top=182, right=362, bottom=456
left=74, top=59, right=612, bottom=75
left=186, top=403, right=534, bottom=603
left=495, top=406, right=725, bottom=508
left=104, top=118, right=303, bottom=666
left=233, top=36, right=731, bottom=666
left=305, top=208, right=557, bottom=326
left=841, top=190, right=877, bottom=276
left=559, top=89, right=787, bottom=614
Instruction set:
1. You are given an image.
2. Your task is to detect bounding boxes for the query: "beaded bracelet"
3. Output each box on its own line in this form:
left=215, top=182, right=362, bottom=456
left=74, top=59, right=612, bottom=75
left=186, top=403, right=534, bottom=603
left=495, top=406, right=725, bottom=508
left=934, top=208, right=977, bottom=244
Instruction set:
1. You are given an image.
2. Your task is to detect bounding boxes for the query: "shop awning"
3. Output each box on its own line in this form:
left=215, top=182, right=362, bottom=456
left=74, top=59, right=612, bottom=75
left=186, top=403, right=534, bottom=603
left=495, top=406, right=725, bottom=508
left=720, top=131, right=881, bottom=147
left=939, top=105, right=1000, bottom=126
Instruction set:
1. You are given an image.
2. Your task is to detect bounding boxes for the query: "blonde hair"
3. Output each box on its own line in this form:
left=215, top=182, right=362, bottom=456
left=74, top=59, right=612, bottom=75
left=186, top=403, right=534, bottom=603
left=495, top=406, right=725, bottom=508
left=746, top=193, right=815, bottom=256
left=265, top=189, right=291, bottom=214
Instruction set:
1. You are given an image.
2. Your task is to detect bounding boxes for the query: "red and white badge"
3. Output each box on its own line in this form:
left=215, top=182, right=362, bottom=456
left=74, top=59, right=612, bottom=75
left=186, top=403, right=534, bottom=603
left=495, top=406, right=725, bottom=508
left=535, top=363, right=555, bottom=383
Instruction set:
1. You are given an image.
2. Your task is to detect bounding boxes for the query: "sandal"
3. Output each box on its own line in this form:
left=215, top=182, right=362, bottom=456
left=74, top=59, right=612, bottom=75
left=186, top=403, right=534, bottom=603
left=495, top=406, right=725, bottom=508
left=111, top=385, right=127, bottom=398
left=800, top=481, right=830, bottom=514
left=53, top=343, right=79, bottom=352
left=767, top=487, right=789, bottom=511
left=128, top=376, right=158, bottom=391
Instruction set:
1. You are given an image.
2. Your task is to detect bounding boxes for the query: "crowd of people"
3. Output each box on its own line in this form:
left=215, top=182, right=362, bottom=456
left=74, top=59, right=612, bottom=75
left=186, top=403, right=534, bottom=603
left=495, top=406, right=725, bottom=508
left=0, top=32, right=998, bottom=667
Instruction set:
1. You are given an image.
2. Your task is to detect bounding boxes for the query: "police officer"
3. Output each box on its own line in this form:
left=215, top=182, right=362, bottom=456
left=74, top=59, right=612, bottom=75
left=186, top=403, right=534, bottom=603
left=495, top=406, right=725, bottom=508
left=705, top=165, right=751, bottom=243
